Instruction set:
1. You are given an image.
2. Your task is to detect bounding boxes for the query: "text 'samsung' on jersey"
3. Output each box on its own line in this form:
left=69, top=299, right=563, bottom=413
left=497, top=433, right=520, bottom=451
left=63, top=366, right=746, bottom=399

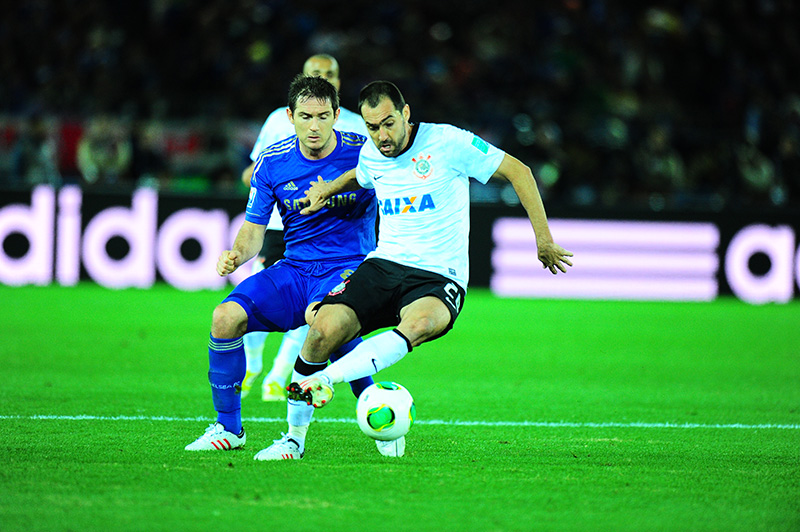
left=246, top=131, right=376, bottom=262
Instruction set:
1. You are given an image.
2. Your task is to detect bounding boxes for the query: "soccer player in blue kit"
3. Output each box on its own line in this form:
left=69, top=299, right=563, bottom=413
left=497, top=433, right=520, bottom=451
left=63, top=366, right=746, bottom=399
left=239, top=54, right=369, bottom=402
left=185, top=75, right=377, bottom=456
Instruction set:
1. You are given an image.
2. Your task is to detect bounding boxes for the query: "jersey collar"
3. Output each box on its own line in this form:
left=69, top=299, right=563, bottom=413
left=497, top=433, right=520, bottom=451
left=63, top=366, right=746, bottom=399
left=396, top=123, right=419, bottom=158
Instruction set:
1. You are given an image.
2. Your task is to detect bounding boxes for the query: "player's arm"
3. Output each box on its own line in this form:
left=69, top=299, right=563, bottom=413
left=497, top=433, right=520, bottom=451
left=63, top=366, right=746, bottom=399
left=299, top=168, right=361, bottom=214
left=241, top=161, right=256, bottom=187
left=491, top=154, right=573, bottom=274
left=217, top=221, right=266, bottom=276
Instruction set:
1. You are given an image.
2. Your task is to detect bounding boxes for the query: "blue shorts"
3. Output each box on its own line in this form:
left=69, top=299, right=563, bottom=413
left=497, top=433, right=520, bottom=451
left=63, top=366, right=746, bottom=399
left=224, top=257, right=362, bottom=333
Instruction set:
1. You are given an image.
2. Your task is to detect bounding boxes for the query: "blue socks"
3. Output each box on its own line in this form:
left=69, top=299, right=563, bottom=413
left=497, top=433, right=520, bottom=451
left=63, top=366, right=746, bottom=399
left=329, top=337, right=374, bottom=398
left=208, top=334, right=371, bottom=435
left=208, top=335, right=246, bottom=435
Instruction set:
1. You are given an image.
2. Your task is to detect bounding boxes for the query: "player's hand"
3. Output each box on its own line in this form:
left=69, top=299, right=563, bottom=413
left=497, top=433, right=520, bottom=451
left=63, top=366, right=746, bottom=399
left=299, top=176, right=328, bottom=215
left=538, top=242, right=573, bottom=274
left=216, top=250, right=239, bottom=276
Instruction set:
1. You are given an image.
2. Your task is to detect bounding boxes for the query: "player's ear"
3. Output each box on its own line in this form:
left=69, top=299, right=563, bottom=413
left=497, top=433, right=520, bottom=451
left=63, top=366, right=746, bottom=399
left=402, top=104, right=411, bottom=122
left=333, top=108, right=340, bottom=123
left=286, top=107, right=294, bottom=124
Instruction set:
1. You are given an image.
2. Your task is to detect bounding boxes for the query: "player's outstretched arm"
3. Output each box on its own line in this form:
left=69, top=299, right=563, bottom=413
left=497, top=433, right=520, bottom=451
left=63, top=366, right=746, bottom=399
left=491, top=154, right=573, bottom=274
left=299, top=169, right=361, bottom=214
left=217, top=221, right=266, bottom=276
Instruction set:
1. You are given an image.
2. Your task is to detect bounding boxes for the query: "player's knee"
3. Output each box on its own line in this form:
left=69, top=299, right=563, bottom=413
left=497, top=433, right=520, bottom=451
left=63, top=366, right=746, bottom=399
left=303, top=306, right=359, bottom=361
left=211, top=302, right=248, bottom=339
left=314, top=304, right=359, bottom=336
left=401, top=315, right=447, bottom=346
left=301, top=326, right=330, bottom=363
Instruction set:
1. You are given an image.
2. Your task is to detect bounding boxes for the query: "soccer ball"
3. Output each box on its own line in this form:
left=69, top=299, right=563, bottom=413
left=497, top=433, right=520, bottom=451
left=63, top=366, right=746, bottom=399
left=356, top=381, right=416, bottom=441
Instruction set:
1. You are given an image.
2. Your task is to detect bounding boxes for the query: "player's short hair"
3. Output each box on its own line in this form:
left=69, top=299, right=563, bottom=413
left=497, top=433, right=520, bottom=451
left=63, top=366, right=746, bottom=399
left=288, top=74, right=340, bottom=113
left=358, top=80, right=406, bottom=114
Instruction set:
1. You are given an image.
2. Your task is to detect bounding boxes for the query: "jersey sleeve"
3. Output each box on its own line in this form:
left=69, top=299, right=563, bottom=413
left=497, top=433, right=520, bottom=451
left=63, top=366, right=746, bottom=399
left=245, top=153, right=277, bottom=224
left=250, top=108, right=294, bottom=161
left=354, top=144, right=375, bottom=189
left=447, top=125, right=505, bottom=184
left=336, top=107, right=369, bottom=137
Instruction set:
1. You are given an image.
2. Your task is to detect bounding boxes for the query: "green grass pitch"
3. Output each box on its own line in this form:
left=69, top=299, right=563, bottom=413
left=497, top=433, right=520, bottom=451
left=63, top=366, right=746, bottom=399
left=1, top=283, right=798, bottom=531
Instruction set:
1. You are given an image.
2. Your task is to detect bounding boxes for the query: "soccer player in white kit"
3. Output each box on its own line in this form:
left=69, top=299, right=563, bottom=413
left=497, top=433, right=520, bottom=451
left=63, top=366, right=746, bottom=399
left=238, top=54, right=368, bottom=402
left=282, top=80, right=572, bottom=458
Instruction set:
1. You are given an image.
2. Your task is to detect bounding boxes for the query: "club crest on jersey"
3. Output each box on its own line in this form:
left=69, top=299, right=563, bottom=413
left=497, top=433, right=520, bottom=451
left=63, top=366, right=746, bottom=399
left=328, top=279, right=349, bottom=296
left=412, top=154, right=433, bottom=179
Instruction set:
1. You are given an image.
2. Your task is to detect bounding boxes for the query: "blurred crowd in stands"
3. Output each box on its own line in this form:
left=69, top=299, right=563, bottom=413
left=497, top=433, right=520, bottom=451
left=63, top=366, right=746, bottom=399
left=1, top=0, right=798, bottom=212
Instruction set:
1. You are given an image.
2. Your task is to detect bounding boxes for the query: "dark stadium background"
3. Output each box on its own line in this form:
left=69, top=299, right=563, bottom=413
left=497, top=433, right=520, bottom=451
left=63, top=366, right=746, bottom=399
left=1, top=1, right=798, bottom=299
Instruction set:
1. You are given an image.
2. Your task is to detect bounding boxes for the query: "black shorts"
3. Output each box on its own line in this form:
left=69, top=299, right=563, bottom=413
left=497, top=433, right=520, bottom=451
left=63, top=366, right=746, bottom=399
left=258, top=229, right=286, bottom=266
left=319, top=258, right=466, bottom=338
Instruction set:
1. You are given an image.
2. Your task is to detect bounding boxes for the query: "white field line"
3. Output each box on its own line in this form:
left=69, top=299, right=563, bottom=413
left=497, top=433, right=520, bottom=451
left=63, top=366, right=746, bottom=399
left=1, top=414, right=798, bottom=430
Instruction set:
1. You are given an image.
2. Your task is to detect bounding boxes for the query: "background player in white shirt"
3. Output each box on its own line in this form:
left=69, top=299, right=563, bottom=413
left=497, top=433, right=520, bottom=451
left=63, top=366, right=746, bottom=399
left=239, top=54, right=368, bottom=402
left=287, top=80, right=573, bottom=457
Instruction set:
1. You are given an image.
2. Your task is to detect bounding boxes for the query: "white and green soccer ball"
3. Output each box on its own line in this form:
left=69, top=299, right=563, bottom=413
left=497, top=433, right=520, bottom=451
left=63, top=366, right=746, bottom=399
left=356, top=381, right=416, bottom=441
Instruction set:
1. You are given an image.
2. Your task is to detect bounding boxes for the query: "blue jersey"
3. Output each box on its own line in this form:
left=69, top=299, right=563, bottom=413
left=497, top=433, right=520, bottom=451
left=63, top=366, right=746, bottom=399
left=246, top=130, right=377, bottom=261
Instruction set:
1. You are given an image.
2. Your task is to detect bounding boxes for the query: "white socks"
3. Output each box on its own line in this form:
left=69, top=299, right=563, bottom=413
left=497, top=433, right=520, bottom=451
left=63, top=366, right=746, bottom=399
left=284, top=331, right=411, bottom=449
left=287, top=424, right=308, bottom=449
left=243, top=331, right=268, bottom=374
left=323, top=330, right=410, bottom=385
left=286, top=357, right=323, bottom=448
left=244, top=326, right=309, bottom=386
left=264, top=325, right=308, bottom=386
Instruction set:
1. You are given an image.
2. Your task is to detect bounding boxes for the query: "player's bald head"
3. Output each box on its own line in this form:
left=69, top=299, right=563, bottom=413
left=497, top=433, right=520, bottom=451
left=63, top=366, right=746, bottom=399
left=303, top=54, right=341, bottom=91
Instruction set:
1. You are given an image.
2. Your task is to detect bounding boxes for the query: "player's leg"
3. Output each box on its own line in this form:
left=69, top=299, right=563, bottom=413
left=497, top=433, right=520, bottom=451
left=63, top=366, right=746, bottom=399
left=316, top=297, right=454, bottom=385
left=298, top=287, right=458, bottom=458
left=300, top=264, right=465, bottom=400
left=253, top=354, right=321, bottom=460
left=254, top=260, right=363, bottom=460
left=262, top=263, right=372, bottom=401
left=185, top=301, right=248, bottom=450
left=260, top=325, right=308, bottom=401
left=256, top=321, right=376, bottom=401
left=187, top=263, right=304, bottom=451
left=289, top=259, right=394, bottom=406
left=329, top=336, right=374, bottom=398
left=254, top=334, right=365, bottom=461
left=241, top=331, right=267, bottom=398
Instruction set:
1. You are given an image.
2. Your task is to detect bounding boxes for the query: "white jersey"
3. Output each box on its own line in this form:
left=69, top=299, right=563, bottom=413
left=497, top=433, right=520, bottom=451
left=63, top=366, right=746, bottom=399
left=250, top=106, right=367, bottom=230
left=355, top=122, right=505, bottom=289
